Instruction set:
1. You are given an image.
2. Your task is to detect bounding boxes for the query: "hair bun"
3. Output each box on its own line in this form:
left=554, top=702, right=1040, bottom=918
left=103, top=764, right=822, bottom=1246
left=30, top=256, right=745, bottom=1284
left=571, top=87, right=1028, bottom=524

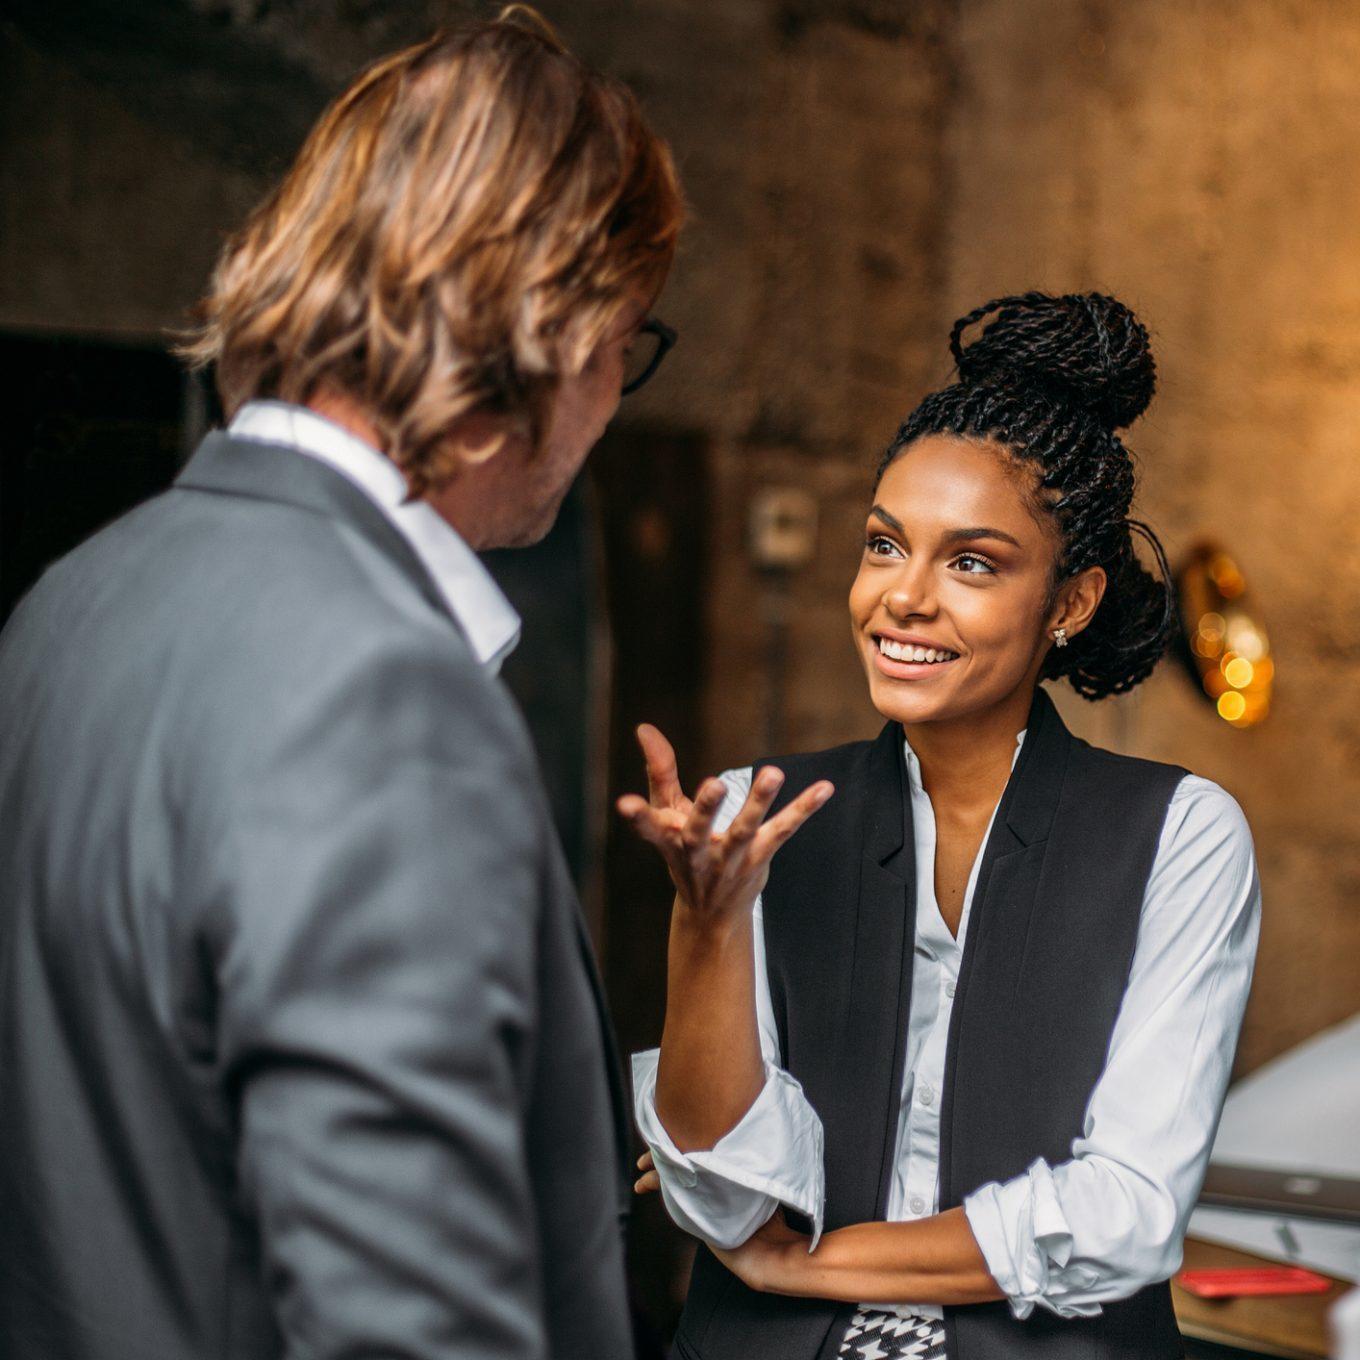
left=949, top=291, right=1156, bottom=430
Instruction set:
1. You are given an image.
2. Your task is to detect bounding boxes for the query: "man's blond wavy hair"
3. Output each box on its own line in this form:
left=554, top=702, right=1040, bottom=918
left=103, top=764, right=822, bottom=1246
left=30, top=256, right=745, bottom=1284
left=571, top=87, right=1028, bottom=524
left=181, top=7, right=683, bottom=497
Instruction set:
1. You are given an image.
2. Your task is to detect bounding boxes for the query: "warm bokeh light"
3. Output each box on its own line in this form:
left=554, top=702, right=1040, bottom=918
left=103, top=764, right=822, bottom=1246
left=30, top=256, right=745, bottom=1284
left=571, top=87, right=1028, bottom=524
left=1209, top=553, right=1246, bottom=598
left=1176, top=541, right=1272, bottom=728
left=1226, top=617, right=1265, bottom=660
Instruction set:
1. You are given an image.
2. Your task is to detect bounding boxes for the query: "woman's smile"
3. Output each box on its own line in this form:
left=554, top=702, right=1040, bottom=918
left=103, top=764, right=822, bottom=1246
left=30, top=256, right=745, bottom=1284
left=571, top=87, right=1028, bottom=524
left=870, top=631, right=963, bottom=679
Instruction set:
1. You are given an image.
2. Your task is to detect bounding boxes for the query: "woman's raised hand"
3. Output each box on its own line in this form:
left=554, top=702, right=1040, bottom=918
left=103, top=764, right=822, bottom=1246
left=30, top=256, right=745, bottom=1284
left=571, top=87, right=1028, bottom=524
left=616, top=723, right=833, bottom=928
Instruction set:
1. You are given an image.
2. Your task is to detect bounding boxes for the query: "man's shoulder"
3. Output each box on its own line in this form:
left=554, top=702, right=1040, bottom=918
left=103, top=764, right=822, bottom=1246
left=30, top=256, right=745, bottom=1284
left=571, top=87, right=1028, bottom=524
left=13, top=479, right=511, bottom=761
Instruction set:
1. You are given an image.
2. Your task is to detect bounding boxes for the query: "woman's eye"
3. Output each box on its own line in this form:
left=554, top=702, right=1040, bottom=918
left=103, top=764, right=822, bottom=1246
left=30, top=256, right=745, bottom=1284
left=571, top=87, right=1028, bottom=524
left=865, top=534, right=901, bottom=558
left=953, top=553, right=997, bottom=575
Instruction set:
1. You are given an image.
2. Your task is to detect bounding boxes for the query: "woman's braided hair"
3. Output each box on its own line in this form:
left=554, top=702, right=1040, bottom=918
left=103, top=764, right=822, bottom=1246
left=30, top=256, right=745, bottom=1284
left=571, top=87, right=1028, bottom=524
left=877, top=291, right=1175, bottom=700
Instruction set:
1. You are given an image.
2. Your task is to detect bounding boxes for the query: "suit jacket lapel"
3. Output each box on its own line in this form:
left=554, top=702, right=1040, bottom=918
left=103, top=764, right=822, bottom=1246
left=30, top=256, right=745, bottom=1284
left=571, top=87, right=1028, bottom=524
left=176, top=432, right=459, bottom=632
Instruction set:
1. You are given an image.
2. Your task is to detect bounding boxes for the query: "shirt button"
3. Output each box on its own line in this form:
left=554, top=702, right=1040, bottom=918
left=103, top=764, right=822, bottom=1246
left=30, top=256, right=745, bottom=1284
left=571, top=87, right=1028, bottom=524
left=909, top=1196, right=926, bottom=1215
left=919, top=1084, right=934, bottom=1107
left=945, top=979, right=956, bottom=998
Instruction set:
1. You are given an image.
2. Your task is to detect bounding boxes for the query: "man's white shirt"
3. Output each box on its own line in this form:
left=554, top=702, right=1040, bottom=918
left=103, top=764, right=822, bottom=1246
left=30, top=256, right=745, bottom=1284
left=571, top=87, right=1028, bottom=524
left=228, top=400, right=521, bottom=672
left=633, top=731, right=1261, bottom=1322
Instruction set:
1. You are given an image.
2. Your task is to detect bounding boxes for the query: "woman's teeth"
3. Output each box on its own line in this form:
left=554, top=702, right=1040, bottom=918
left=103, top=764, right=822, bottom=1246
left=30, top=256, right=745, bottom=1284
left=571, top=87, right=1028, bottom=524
left=878, top=638, right=959, bottom=664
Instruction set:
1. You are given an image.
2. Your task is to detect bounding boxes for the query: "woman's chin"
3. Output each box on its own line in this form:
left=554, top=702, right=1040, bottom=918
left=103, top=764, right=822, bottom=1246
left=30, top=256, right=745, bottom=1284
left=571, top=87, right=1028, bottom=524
left=866, top=673, right=961, bottom=726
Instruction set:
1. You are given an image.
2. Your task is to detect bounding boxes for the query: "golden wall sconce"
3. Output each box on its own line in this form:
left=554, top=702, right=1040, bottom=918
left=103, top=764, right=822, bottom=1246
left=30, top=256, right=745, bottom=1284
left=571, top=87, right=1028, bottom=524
left=1175, top=541, right=1272, bottom=728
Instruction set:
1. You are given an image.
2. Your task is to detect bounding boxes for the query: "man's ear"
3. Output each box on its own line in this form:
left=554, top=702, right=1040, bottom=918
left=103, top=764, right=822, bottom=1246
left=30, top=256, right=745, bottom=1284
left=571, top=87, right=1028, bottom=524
left=448, top=411, right=515, bottom=468
left=1050, top=565, right=1107, bottom=641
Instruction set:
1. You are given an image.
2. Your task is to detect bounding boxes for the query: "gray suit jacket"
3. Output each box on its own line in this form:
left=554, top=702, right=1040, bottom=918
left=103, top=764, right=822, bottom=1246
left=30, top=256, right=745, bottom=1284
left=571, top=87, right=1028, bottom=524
left=0, top=433, right=635, bottom=1360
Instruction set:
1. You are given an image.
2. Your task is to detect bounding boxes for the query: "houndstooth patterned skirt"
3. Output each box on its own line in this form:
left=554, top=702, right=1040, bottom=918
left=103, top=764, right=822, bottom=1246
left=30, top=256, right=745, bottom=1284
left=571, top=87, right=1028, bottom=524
left=836, top=1306, right=947, bottom=1360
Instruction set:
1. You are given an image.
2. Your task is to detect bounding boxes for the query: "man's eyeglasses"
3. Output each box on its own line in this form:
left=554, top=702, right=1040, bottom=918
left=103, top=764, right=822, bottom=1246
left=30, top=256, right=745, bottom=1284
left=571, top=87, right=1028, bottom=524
left=621, top=317, right=677, bottom=395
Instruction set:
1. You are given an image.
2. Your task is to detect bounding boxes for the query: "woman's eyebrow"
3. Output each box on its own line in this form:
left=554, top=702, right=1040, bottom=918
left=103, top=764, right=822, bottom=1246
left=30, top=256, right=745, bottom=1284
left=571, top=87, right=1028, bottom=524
left=869, top=507, right=1021, bottom=550
left=943, top=525, right=1023, bottom=549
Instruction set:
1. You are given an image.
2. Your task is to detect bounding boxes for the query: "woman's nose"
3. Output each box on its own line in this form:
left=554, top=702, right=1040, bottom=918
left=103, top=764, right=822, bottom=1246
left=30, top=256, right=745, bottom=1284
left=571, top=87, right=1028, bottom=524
left=884, top=565, right=936, bottom=619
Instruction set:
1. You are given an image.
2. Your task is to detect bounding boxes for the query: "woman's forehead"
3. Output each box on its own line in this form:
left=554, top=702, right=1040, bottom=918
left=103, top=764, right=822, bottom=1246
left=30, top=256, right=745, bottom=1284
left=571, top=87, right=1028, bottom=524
left=874, top=434, right=1044, bottom=538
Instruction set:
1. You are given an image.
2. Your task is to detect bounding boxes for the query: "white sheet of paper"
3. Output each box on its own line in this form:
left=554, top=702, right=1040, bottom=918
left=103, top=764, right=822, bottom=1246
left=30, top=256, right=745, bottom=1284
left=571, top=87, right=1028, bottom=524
left=1211, top=1012, right=1360, bottom=1178
left=1188, top=1206, right=1360, bottom=1283
left=1187, top=1011, right=1360, bottom=1282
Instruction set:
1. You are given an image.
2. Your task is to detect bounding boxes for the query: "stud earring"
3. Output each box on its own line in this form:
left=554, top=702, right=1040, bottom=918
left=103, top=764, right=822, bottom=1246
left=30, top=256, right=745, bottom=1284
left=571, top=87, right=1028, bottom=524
left=1053, top=627, right=1068, bottom=648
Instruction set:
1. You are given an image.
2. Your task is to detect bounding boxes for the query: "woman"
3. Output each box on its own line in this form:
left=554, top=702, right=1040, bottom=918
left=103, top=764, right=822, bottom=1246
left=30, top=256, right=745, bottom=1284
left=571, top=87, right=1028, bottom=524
left=620, top=292, right=1260, bottom=1360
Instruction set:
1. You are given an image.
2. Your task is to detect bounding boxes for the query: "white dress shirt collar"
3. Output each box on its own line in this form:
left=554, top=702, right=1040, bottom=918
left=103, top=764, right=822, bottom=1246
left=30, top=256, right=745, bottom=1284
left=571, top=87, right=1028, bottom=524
left=901, top=726, right=1027, bottom=793
left=227, top=400, right=521, bottom=673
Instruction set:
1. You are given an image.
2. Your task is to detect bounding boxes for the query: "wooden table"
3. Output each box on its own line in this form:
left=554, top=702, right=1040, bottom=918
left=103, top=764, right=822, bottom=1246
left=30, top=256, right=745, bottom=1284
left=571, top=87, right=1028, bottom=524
left=1173, top=1237, right=1351, bottom=1358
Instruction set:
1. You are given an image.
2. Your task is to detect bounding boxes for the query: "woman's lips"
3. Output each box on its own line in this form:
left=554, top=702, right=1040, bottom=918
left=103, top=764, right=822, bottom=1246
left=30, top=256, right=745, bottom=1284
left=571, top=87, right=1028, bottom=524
left=873, top=652, right=962, bottom=680
left=864, top=636, right=962, bottom=680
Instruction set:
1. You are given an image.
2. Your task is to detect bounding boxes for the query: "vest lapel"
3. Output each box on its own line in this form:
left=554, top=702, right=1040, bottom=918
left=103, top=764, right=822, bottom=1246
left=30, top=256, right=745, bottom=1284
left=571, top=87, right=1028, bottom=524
left=175, top=432, right=460, bottom=632
left=834, top=722, right=916, bottom=1224
left=938, top=687, right=1071, bottom=1207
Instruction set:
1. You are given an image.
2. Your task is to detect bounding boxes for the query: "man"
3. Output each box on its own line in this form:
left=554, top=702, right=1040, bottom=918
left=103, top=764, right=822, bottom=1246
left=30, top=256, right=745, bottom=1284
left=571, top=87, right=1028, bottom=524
left=0, top=11, right=682, bottom=1360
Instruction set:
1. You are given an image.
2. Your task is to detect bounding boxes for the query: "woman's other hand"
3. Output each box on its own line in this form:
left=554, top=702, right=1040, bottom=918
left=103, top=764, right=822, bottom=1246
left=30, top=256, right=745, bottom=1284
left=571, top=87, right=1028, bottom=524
left=719, top=1209, right=1005, bottom=1306
left=711, top=1212, right=812, bottom=1294
left=634, top=1154, right=815, bottom=1294
left=616, top=724, right=833, bottom=930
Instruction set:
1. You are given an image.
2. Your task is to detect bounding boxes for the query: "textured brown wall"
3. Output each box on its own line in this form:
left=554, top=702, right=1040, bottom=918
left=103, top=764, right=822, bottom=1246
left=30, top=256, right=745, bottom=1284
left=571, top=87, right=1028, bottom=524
left=3, top=0, right=1354, bottom=1077
left=0, top=37, right=259, bottom=337
left=942, top=0, right=1360, bottom=1073
left=0, top=3, right=954, bottom=803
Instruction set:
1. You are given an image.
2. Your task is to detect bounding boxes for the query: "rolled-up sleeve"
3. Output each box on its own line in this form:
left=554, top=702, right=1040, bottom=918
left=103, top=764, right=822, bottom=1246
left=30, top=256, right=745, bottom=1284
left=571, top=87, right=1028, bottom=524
left=963, top=776, right=1261, bottom=1320
left=631, top=767, right=827, bottom=1250
left=632, top=1050, right=824, bottom=1248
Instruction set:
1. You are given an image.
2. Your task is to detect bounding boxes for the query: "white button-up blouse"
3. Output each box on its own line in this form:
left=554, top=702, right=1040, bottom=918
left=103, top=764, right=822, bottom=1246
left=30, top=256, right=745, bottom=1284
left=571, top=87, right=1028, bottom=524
left=633, top=729, right=1261, bottom=1322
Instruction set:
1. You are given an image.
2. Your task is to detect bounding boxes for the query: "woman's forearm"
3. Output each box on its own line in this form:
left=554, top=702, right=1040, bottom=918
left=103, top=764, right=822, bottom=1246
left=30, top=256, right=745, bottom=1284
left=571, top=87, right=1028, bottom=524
left=769, top=1209, right=1003, bottom=1306
left=654, top=902, right=765, bottom=1151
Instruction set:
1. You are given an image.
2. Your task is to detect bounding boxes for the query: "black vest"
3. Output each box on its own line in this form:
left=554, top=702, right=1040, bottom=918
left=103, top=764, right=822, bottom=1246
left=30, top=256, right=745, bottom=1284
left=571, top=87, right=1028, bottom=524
left=674, top=688, right=1188, bottom=1360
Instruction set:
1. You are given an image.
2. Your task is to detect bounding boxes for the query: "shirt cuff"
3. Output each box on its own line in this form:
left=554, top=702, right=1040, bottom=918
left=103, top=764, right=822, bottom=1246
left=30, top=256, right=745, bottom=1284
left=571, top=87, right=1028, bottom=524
left=964, top=1158, right=1102, bottom=1320
left=631, top=1048, right=825, bottom=1250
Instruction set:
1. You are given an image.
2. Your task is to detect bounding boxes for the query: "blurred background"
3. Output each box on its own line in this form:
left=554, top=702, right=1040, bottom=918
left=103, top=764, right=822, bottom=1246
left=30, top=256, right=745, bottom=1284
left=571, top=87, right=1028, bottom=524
left=3, top=1, right=1358, bottom=1355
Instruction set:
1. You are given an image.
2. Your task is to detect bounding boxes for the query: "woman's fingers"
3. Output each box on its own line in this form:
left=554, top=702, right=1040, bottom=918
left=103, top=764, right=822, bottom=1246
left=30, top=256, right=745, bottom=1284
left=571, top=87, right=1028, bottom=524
left=722, top=766, right=786, bottom=847
left=633, top=1150, right=659, bottom=1195
left=637, top=723, right=684, bottom=809
left=680, top=776, right=727, bottom=855
left=752, top=780, right=834, bottom=860
left=615, top=793, right=672, bottom=845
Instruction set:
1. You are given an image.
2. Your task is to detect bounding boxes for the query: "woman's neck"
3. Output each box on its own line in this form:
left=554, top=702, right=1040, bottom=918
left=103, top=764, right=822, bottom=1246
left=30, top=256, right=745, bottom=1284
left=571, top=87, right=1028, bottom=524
left=902, top=686, right=1035, bottom=812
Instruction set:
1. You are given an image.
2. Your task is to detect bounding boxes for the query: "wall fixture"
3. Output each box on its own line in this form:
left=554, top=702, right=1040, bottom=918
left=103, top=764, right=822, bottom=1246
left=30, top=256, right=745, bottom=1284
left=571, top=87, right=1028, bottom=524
left=749, top=486, right=819, bottom=752
left=1175, top=540, right=1272, bottom=729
